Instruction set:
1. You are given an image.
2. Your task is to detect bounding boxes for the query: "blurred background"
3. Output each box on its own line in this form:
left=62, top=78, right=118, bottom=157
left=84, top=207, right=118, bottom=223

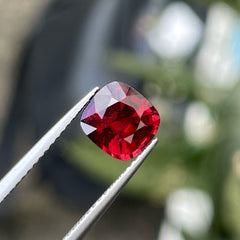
left=0, top=0, right=240, bottom=239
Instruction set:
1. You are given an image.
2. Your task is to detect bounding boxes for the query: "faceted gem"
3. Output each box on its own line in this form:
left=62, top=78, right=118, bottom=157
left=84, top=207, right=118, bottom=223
left=80, top=81, right=160, bottom=160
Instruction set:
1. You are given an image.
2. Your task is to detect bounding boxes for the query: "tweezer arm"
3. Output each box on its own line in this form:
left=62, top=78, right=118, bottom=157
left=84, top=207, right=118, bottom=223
left=63, top=138, right=158, bottom=240
left=0, top=87, right=99, bottom=204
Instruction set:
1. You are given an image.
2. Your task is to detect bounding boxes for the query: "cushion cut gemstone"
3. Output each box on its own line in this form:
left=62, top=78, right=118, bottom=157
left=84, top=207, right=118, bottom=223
left=80, top=81, right=160, bottom=160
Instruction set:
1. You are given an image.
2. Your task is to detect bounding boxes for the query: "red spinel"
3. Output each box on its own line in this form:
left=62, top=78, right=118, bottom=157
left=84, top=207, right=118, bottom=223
left=80, top=81, right=160, bottom=160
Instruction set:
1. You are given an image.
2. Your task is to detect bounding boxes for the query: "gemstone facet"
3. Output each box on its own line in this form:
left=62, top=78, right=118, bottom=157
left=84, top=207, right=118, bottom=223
left=80, top=81, right=160, bottom=160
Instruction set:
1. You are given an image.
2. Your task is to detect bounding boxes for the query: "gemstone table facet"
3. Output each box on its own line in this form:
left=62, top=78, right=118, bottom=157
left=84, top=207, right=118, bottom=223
left=80, top=81, right=160, bottom=160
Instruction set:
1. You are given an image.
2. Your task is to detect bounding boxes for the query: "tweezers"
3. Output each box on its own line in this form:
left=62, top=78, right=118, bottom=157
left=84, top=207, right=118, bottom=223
left=0, top=87, right=158, bottom=240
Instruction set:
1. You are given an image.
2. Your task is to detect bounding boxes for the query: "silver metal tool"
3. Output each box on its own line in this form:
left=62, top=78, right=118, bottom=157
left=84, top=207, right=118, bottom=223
left=0, top=87, right=99, bottom=203
left=0, top=86, right=158, bottom=240
left=63, top=138, right=157, bottom=240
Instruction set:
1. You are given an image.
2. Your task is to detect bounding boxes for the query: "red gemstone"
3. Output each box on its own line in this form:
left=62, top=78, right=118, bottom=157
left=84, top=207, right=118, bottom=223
left=80, top=81, right=160, bottom=160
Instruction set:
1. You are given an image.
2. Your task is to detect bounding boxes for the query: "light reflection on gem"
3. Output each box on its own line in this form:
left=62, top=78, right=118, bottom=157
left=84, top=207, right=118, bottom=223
left=80, top=122, right=97, bottom=135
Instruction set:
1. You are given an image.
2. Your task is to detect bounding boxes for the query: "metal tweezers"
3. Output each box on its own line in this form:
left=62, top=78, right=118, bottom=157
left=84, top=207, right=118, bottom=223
left=0, top=87, right=158, bottom=240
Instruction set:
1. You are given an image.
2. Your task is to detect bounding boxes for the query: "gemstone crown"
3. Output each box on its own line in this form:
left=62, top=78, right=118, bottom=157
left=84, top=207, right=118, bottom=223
left=80, top=81, right=160, bottom=160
